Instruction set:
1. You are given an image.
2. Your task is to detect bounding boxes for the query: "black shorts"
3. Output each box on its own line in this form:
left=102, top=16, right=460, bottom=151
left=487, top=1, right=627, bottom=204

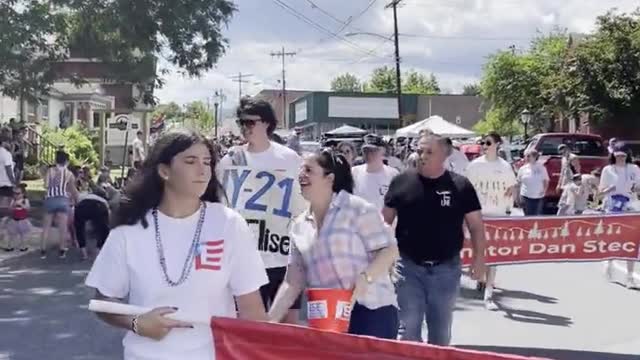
left=0, top=186, right=13, bottom=198
left=260, top=266, right=302, bottom=310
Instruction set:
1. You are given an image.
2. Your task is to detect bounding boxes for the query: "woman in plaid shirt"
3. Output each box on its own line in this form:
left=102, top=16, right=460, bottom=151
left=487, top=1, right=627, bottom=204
left=269, top=149, right=400, bottom=339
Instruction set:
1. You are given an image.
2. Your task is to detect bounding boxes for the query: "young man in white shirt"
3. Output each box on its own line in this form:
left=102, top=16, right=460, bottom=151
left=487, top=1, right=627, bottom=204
left=218, top=98, right=302, bottom=324
left=132, top=131, right=146, bottom=169
left=352, top=134, right=399, bottom=210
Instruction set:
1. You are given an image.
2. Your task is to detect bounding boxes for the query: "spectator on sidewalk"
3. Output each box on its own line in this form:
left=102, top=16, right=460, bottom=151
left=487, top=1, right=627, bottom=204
left=75, top=186, right=111, bottom=260
left=383, top=134, right=487, bottom=345
left=40, top=150, right=78, bottom=259
left=4, top=184, right=31, bottom=252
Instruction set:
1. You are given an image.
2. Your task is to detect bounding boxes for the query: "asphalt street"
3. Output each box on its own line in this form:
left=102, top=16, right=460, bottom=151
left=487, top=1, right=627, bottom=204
left=0, top=250, right=638, bottom=360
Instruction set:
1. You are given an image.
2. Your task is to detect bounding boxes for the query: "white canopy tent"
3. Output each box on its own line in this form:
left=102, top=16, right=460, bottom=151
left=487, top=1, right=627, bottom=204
left=325, top=125, right=368, bottom=136
left=395, top=115, right=475, bottom=138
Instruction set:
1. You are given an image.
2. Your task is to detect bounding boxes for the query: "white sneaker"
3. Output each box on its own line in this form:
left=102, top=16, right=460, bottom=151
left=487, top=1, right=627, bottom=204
left=484, top=299, right=499, bottom=311
left=626, top=277, right=639, bottom=290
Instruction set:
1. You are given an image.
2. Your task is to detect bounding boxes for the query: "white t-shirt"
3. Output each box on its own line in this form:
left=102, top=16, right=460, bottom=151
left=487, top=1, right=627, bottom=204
left=0, top=147, right=13, bottom=187
left=352, top=164, right=399, bottom=210
left=517, top=162, right=549, bottom=199
left=600, top=164, right=640, bottom=200
left=85, top=203, right=268, bottom=360
left=219, top=141, right=302, bottom=174
left=219, top=141, right=303, bottom=269
left=445, top=149, right=470, bottom=175
left=132, top=138, right=145, bottom=162
left=465, top=155, right=517, bottom=215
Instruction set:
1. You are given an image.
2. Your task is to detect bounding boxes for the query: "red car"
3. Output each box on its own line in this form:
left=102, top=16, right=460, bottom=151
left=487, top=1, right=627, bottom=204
left=514, top=133, right=609, bottom=211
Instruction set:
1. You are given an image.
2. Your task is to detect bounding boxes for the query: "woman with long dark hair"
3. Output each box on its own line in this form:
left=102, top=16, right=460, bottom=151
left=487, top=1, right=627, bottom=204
left=85, top=129, right=268, bottom=360
left=269, top=149, right=399, bottom=339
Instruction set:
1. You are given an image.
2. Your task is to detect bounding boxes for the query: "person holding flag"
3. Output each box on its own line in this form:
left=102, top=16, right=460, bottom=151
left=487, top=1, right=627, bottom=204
left=85, top=130, right=268, bottom=360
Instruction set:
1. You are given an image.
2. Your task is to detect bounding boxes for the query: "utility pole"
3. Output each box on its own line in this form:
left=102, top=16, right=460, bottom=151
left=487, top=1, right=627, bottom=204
left=213, top=89, right=226, bottom=138
left=271, top=47, right=297, bottom=129
left=386, top=0, right=403, bottom=127
left=230, top=73, right=253, bottom=102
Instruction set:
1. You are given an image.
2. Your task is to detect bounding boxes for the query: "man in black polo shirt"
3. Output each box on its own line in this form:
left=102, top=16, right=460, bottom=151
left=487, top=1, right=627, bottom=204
left=383, top=134, right=486, bottom=346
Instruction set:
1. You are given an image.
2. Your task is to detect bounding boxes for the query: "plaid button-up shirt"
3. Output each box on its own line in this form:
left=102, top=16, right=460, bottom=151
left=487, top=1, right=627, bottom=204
left=289, top=190, right=397, bottom=309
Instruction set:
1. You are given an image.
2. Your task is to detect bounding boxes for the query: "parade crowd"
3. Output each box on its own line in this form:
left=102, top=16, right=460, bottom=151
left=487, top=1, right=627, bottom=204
left=3, top=98, right=638, bottom=360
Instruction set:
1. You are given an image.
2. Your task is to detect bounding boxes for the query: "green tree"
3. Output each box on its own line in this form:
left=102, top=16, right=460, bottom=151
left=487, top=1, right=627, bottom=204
left=0, top=1, right=68, bottom=120
left=473, top=108, right=523, bottom=138
left=330, top=73, right=362, bottom=92
left=364, top=66, right=397, bottom=93
left=152, top=102, right=183, bottom=122
left=42, top=125, right=100, bottom=168
left=183, top=101, right=214, bottom=133
left=1, top=0, right=236, bottom=107
left=403, top=70, right=440, bottom=94
left=462, top=83, right=481, bottom=96
left=480, top=31, right=572, bottom=134
left=570, top=9, right=640, bottom=128
left=364, top=66, right=441, bottom=94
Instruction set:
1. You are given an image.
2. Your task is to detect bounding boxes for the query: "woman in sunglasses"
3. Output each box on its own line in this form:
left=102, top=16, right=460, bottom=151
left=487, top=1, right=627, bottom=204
left=464, top=132, right=517, bottom=310
left=269, top=149, right=400, bottom=339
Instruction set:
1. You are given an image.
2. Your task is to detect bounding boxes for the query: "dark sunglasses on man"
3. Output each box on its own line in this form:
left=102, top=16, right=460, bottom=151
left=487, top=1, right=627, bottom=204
left=236, top=115, right=262, bottom=128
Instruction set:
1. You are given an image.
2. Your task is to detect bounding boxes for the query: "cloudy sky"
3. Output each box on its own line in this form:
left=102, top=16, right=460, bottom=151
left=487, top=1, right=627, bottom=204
left=155, top=0, right=638, bottom=109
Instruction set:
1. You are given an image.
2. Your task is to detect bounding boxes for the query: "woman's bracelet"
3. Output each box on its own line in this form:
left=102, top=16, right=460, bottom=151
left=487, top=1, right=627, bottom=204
left=131, top=315, right=140, bottom=334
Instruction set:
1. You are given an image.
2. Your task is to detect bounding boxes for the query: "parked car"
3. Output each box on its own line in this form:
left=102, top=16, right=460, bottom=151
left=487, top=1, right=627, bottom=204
left=514, top=133, right=608, bottom=211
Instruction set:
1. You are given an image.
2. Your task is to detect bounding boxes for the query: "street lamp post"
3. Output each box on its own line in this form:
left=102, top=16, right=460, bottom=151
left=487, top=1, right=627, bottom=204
left=521, top=109, right=533, bottom=141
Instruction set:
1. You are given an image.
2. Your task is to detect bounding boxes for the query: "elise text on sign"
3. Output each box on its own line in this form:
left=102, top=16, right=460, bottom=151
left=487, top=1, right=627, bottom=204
left=461, top=213, right=640, bottom=266
left=222, top=167, right=307, bottom=264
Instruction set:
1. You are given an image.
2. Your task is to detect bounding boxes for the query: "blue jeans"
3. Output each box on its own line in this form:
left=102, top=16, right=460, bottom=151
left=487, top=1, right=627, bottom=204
left=396, top=255, right=461, bottom=345
left=522, top=197, right=544, bottom=216
left=348, top=302, right=398, bottom=339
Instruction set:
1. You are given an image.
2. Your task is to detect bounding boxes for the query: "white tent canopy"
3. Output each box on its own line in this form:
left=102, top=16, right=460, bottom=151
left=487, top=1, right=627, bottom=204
left=395, top=115, right=475, bottom=138
left=325, top=125, right=367, bottom=135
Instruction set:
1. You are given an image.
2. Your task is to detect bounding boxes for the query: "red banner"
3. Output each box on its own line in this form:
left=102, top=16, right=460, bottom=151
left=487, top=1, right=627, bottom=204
left=211, top=317, right=547, bottom=360
left=462, top=213, right=640, bottom=266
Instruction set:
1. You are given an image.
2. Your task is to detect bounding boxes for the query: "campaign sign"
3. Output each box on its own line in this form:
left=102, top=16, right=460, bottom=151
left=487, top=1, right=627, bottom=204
left=462, top=213, right=640, bottom=266
left=222, top=166, right=307, bottom=266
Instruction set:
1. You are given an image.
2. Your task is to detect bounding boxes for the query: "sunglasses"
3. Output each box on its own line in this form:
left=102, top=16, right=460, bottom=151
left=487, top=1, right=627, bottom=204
left=236, top=118, right=261, bottom=128
left=481, top=141, right=494, bottom=146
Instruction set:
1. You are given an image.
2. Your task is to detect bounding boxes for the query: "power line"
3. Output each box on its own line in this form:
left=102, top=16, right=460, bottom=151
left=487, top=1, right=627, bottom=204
left=399, top=33, right=532, bottom=41
left=269, top=0, right=382, bottom=58
left=295, top=0, right=381, bottom=57
left=229, top=72, right=253, bottom=102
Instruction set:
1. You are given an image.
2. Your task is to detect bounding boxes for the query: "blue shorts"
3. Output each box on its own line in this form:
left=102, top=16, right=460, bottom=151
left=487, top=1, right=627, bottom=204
left=44, top=196, right=70, bottom=214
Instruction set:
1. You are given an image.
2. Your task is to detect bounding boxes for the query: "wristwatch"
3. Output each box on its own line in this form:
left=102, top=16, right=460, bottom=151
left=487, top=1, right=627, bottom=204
left=361, top=271, right=373, bottom=284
